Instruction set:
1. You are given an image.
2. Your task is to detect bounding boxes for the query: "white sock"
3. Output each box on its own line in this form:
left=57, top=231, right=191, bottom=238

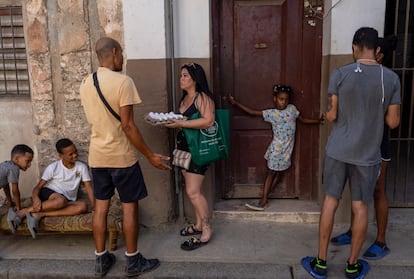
left=125, top=250, right=139, bottom=257
left=95, top=250, right=107, bottom=256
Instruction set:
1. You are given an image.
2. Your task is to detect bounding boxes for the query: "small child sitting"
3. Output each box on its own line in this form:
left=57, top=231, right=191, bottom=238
left=9, top=138, right=95, bottom=238
left=229, top=85, right=323, bottom=210
left=1, top=144, right=34, bottom=232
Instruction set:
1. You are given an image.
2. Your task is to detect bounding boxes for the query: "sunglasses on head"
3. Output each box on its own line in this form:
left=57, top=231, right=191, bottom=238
left=183, top=63, right=196, bottom=69
left=273, top=84, right=292, bottom=94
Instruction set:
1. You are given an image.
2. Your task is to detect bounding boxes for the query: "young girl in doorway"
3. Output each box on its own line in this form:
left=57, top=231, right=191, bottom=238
left=229, top=85, right=323, bottom=211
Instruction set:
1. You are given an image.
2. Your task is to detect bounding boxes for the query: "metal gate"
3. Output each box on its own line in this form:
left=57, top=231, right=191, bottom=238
left=384, top=0, right=414, bottom=206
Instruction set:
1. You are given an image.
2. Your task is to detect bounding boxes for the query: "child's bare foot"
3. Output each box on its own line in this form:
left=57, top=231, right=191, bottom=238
left=259, top=202, right=268, bottom=208
left=16, top=208, right=29, bottom=218
left=259, top=199, right=268, bottom=208
left=31, top=212, right=42, bottom=220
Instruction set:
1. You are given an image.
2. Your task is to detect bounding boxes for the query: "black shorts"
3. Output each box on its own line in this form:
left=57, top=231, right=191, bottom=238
left=381, top=126, right=391, bottom=161
left=38, top=187, right=67, bottom=202
left=91, top=161, right=148, bottom=203
left=176, top=131, right=209, bottom=175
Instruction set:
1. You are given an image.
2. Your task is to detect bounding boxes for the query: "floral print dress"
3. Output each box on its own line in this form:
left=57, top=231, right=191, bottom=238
left=262, top=104, right=300, bottom=171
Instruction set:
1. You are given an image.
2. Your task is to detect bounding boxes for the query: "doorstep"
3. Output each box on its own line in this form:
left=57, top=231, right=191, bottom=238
left=213, top=199, right=321, bottom=224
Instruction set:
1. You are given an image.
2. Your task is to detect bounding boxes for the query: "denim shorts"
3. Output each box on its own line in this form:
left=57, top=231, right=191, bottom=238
left=322, top=156, right=380, bottom=203
left=91, top=161, right=148, bottom=203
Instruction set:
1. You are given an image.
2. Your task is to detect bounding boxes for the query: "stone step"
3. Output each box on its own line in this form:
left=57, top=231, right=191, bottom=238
left=212, top=199, right=414, bottom=226
left=213, top=199, right=321, bottom=224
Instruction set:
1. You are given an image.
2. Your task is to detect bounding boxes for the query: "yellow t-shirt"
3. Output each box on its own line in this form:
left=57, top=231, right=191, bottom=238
left=80, top=67, right=142, bottom=168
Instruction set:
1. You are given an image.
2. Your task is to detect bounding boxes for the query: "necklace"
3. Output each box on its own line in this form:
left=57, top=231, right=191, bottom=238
left=182, top=93, right=197, bottom=107
left=357, top=58, right=378, bottom=64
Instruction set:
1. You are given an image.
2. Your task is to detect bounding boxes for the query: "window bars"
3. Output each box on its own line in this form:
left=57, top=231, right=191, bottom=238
left=0, top=6, right=30, bottom=96
left=385, top=0, right=414, bottom=206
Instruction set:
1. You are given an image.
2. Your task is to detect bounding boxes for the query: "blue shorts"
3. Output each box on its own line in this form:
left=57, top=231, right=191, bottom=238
left=91, top=162, right=148, bottom=203
left=39, top=187, right=67, bottom=202
left=322, top=156, right=380, bottom=203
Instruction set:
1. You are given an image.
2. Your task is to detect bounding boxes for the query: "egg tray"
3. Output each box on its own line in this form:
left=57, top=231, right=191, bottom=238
left=144, top=113, right=187, bottom=126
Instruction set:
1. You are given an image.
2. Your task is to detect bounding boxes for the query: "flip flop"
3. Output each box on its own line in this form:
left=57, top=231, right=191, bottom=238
left=363, top=242, right=390, bottom=260
left=331, top=231, right=352, bottom=246
left=26, top=212, right=39, bottom=239
left=181, top=237, right=209, bottom=251
left=356, top=259, right=370, bottom=279
left=180, top=224, right=202, bottom=236
left=7, top=208, right=22, bottom=234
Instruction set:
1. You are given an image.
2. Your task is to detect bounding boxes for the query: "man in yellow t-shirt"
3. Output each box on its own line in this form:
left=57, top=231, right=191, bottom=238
left=80, top=37, right=171, bottom=277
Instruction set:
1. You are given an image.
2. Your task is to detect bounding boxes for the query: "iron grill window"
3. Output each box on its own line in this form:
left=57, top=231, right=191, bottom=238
left=0, top=6, right=30, bottom=96
left=384, top=0, right=414, bottom=206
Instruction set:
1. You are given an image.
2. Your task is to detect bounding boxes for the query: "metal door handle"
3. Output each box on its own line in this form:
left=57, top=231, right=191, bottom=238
left=254, top=43, right=268, bottom=49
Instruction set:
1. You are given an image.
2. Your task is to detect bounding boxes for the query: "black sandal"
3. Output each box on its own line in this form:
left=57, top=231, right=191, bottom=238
left=180, top=224, right=202, bottom=236
left=181, top=237, right=209, bottom=251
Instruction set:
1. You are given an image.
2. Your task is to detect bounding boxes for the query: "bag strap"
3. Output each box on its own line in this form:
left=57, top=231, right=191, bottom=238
left=93, top=72, right=121, bottom=122
left=194, top=93, right=199, bottom=111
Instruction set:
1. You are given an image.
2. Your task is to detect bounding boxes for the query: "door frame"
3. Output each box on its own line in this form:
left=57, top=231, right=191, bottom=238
left=211, top=0, right=323, bottom=200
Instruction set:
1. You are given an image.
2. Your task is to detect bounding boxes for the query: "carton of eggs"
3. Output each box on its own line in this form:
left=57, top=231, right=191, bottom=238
left=145, top=111, right=186, bottom=125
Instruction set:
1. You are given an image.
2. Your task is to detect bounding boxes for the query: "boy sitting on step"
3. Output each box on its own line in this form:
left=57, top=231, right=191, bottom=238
left=9, top=138, right=95, bottom=238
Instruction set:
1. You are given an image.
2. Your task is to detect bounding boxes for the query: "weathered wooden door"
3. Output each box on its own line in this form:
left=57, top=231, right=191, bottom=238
left=212, top=0, right=322, bottom=199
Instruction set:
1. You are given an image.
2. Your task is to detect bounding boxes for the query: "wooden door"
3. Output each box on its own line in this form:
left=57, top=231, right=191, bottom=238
left=212, top=0, right=322, bottom=199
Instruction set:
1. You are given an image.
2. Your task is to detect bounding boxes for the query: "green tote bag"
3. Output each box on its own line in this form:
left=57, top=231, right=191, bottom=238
left=183, top=109, right=230, bottom=166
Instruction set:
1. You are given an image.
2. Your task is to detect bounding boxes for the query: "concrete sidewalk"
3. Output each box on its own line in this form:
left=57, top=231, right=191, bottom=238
left=0, top=202, right=413, bottom=278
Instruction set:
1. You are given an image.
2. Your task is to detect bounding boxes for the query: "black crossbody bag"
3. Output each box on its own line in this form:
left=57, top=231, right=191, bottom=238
left=92, top=72, right=121, bottom=122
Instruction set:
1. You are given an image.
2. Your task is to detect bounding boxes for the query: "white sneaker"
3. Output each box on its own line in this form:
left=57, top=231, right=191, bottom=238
left=245, top=203, right=265, bottom=211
